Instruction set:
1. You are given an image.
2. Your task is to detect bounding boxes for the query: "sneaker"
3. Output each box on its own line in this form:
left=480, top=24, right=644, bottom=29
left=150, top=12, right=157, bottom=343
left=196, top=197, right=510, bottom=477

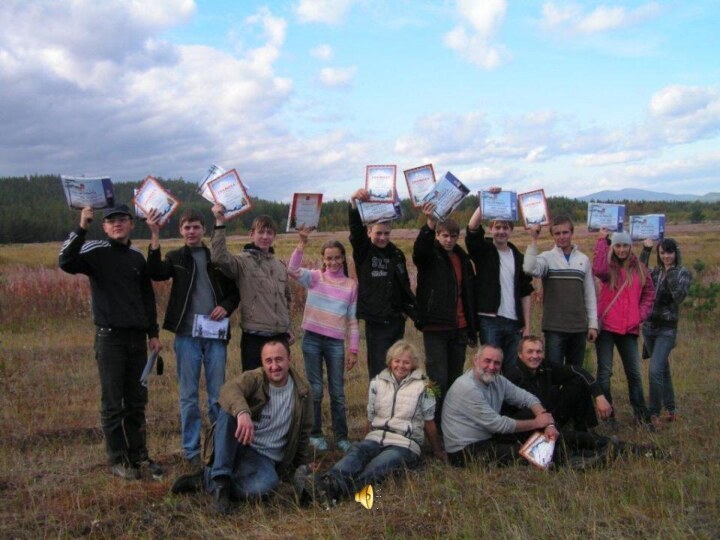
left=292, top=464, right=313, bottom=503
left=136, top=459, right=165, bottom=480
left=309, top=435, right=329, bottom=451
left=110, top=463, right=140, bottom=480
left=336, top=439, right=353, bottom=454
left=171, top=471, right=204, bottom=494
left=212, top=477, right=233, bottom=515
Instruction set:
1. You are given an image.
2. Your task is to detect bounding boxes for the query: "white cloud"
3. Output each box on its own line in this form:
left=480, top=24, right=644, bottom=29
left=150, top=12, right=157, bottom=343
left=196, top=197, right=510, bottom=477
left=318, top=66, right=356, bottom=88
left=310, top=44, right=333, bottom=60
left=540, top=1, right=660, bottom=35
left=444, top=0, right=509, bottom=69
left=295, top=0, right=355, bottom=24
left=649, top=85, right=720, bottom=143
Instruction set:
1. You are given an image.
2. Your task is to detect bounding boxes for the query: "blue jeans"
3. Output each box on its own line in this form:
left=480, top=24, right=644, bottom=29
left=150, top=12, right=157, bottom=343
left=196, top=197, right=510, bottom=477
left=174, top=335, right=227, bottom=460
left=301, top=330, right=348, bottom=440
left=642, top=324, right=677, bottom=417
left=364, top=318, right=405, bottom=381
left=94, top=327, right=148, bottom=465
left=423, top=329, right=467, bottom=427
left=208, top=411, right=280, bottom=499
left=325, top=439, right=419, bottom=497
left=478, top=316, right=522, bottom=373
left=544, top=330, right=588, bottom=368
left=595, top=331, right=649, bottom=421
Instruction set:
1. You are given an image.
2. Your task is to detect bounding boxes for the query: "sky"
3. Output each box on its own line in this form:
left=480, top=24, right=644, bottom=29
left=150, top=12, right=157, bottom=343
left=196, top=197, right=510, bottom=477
left=1, top=0, right=719, bottom=201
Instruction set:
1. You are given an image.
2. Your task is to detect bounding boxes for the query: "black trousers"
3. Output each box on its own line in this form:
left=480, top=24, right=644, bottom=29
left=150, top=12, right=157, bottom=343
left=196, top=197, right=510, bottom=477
left=94, top=327, right=148, bottom=465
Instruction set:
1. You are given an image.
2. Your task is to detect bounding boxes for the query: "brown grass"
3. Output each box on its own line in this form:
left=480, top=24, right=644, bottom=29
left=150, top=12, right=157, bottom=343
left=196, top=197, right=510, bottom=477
left=1, top=224, right=719, bottom=538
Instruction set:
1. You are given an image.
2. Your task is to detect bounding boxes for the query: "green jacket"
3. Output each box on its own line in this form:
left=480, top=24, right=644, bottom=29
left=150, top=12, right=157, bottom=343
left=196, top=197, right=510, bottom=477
left=215, top=366, right=312, bottom=479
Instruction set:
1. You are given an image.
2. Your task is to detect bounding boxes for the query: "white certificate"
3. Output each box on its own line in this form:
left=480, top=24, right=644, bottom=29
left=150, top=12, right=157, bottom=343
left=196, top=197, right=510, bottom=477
left=133, top=176, right=181, bottom=226
left=197, top=164, right=226, bottom=203
left=133, top=188, right=147, bottom=220
left=365, top=165, right=397, bottom=203
left=357, top=198, right=402, bottom=225
left=421, top=171, right=469, bottom=222
left=630, top=214, right=665, bottom=241
left=480, top=190, right=518, bottom=221
left=518, top=189, right=550, bottom=229
left=519, top=431, right=555, bottom=470
left=192, top=315, right=230, bottom=340
left=61, top=175, right=115, bottom=210
left=287, top=193, right=323, bottom=232
left=207, top=169, right=252, bottom=221
left=404, top=164, right=436, bottom=207
left=587, top=203, right=625, bottom=232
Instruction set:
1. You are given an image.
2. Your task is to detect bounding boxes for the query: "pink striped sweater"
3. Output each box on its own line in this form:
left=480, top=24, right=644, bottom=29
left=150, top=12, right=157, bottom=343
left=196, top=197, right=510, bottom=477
left=288, top=248, right=360, bottom=353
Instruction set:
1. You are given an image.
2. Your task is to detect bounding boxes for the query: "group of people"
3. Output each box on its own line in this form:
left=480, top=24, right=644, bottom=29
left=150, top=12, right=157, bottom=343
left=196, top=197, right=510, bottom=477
left=58, top=185, right=689, bottom=513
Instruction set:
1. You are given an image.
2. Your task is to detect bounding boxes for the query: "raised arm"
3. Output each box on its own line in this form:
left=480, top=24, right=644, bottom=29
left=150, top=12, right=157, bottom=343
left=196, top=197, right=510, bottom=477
left=210, top=204, right=242, bottom=279
left=522, top=225, right=548, bottom=277
left=59, top=207, right=94, bottom=275
left=146, top=209, right=174, bottom=280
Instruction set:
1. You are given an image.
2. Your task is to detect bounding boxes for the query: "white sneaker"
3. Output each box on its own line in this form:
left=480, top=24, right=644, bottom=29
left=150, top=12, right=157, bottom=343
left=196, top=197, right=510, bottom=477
left=309, top=435, right=329, bottom=451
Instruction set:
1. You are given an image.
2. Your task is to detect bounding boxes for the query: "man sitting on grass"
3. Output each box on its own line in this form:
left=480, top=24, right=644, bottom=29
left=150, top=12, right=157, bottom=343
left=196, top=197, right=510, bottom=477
left=172, top=339, right=312, bottom=515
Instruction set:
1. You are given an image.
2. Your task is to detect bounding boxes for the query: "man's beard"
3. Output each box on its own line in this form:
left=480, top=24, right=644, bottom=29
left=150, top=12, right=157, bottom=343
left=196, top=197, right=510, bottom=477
left=478, top=370, right=495, bottom=384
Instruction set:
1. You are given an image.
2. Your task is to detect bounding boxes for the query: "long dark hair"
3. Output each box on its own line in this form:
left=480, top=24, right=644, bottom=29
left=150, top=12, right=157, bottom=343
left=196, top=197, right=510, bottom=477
left=657, top=238, right=681, bottom=268
left=321, top=240, right=349, bottom=276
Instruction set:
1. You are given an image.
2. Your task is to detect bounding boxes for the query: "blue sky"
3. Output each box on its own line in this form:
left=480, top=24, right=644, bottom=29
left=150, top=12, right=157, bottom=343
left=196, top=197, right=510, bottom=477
left=1, top=1, right=718, bottom=201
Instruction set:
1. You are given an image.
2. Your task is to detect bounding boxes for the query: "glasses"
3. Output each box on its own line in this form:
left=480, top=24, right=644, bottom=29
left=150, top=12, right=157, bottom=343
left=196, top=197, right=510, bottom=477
left=104, top=216, right=131, bottom=224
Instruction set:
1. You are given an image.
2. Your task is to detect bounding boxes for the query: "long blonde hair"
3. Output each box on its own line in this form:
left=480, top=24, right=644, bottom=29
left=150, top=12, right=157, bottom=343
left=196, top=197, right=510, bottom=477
left=607, top=245, right=647, bottom=290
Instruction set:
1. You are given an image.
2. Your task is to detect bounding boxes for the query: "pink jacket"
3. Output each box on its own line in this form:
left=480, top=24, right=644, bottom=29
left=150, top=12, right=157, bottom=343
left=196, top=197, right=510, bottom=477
left=592, top=238, right=655, bottom=335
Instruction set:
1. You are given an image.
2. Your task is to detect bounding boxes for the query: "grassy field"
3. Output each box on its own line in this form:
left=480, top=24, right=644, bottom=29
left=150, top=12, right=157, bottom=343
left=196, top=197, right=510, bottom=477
left=1, top=224, right=719, bottom=539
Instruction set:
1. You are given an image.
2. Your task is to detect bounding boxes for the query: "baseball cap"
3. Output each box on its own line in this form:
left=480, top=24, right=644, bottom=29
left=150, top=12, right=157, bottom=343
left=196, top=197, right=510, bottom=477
left=103, top=204, right=134, bottom=220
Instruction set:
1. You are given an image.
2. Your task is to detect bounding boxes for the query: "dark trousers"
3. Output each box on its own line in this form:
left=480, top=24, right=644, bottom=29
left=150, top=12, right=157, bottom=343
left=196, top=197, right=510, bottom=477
left=509, top=385, right=599, bottom=432
left=94, top=327, right=148, bottom=465
left=448, top=433, right=529, bottom=468
left=240, top=331, right=288, bottom=372
left=422, top=329, right=467, bottom=429
left=544, top=330, right=587, bottom=367
left=364, top=318, right=406, bottom=381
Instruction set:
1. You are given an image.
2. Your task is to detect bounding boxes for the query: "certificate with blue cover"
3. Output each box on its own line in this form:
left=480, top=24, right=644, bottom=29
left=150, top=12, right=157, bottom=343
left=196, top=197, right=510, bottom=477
left=480, top=190, right=518, bottom=221
left=61, top=175, right=115, bottom=210
left=365, top=164, right=397, bottom=203
left=587, top=203, right=625, bottom=232
left=630, top=214, right=665, bottom=241
left=420, top=171, right=469, bottom=221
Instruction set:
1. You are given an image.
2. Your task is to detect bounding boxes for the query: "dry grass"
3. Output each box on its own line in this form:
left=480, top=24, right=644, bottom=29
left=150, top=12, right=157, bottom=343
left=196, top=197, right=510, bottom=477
left=1, top=225, right=719, bottom=539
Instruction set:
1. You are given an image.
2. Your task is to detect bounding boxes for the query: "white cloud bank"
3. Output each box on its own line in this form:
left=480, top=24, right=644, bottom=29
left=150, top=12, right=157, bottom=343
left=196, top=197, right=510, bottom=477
left=295, top=0, right=356, bottom=24
left=444, top=0, right=509, bottom=69
left=540, top=1, right=661, bottom=35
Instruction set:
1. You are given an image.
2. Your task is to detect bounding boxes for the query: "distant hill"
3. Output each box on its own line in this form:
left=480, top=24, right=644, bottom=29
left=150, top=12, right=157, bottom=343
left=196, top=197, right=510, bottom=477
left=579, top=188, right=720, bottom=202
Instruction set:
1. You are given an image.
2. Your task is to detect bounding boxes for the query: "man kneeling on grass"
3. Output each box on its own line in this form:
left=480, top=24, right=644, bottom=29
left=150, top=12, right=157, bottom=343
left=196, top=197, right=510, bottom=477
left=173, top=339, right=312, bottom=514
left=294, top=340, right=446, bottom=506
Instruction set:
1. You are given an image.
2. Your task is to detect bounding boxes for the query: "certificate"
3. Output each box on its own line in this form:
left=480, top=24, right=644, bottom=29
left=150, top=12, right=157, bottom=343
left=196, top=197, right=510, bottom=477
left=197, top=163, right=226, bottom=203
left=357, top=198, right=402, bottom=225
left=404, top=164, right=436, bottom=207
left=420, top=171, right=469, bottom=222
left=587, top=203, right=625, bottom=232
left=630, top=214, right=665, bottom=241
left=365, top=165, right=397, bottom=203
left=518, top=189, right=550, bottom=229
left=192, top=315, right=230, bottom=340
left=133, top=188, right=147, bottom=220
left=519, top=431, right=555, bottom=470
left=480, top=190, right=518, bottom=221
left=207, top=169, right=252, bottom=220
left=60, top=175, right=115, bottom=210
left=133, top=176, right=181, bottom=226
left=287, top=193, right=323, bottom=232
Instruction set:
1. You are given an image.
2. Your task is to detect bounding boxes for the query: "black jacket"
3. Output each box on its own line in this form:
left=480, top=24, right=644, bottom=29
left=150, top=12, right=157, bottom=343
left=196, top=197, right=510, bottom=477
left=147, top=244, right=240, bottom=335
left=348, top=205, right=417, bottom=323
left=465, top=225, right=533, bottom=325
left=59, top=226, right=159, bottom=337
left=412, top=224, right=476, bottom=339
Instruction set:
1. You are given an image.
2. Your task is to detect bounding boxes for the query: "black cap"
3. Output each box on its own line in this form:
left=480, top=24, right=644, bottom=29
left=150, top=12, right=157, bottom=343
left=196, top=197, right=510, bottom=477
left=103, top=204, right=133, bottom=220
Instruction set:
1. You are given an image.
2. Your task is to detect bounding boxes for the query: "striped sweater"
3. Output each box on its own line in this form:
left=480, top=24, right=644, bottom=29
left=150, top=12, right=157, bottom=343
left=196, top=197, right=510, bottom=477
left=288, top=248, right=360, bottom=353
left=523, top=243, right=598, bottom=333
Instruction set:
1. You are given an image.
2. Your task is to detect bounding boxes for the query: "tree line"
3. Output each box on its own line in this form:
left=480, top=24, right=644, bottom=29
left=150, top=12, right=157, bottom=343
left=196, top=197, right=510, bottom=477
left=1, top=174, right=717, bottom=244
